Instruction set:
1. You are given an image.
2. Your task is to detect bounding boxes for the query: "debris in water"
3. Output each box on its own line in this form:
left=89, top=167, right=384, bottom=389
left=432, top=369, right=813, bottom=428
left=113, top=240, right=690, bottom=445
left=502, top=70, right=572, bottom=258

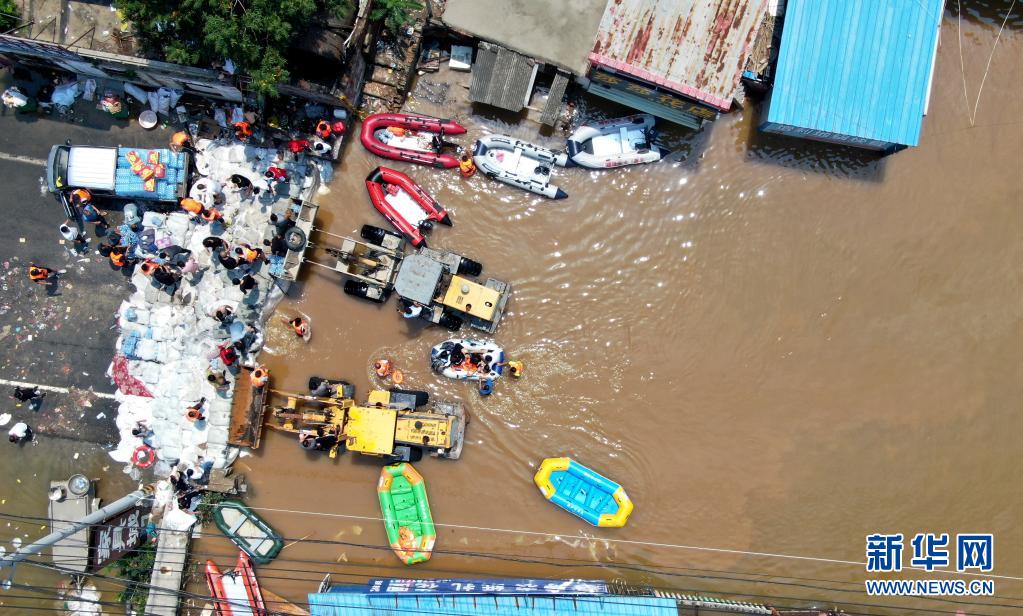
left=73, top=453, right=80, bottom=460
left=352, top=525, right=362, bottom=536
left=12, top=537, right=21, bottom=548
left=0, top=413, right=10, bottom=426
left=96, top=412, right=106, bottom=419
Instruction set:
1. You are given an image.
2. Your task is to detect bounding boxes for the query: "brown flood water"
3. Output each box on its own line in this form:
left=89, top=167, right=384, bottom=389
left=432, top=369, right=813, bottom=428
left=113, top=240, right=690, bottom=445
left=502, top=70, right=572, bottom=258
left=3, top=8, right=1023, bottom=615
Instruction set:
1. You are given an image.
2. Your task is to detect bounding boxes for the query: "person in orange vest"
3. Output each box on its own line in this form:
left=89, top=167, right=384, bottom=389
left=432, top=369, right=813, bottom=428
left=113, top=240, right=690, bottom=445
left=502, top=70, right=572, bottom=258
left=250, top=366, right=269, bottom=389
left=201, top=207, right=223, bottom=224
left=28, top=264, right=54, bottom=284
left=234, top=243, right=267, bottom=265
left=109, top=245, right=128, bottom=269
left=68, top=188, right=92, bottom=206
left=180, top=198, right=205, bottom=219
left=458, top=154, right=476, bottom=178
left=315, top=120, right=332, bottom=140
left=169, top=131, right=191, bottom=152
left=287, top=316, right=310, bottom=340
left=234, top=121, right=253, bottom=141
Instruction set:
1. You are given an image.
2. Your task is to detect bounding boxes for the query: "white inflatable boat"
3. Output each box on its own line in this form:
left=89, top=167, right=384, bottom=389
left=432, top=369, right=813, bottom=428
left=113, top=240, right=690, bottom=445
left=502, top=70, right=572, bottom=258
left=473, top=135, right=568, bottom=199
left=566, top=114, right=663, bottom=169
left=430, top=338, right=505, bottom=380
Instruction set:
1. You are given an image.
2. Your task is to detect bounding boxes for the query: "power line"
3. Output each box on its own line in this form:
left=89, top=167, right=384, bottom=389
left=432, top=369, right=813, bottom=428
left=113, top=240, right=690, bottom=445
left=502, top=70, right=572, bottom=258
left=8, top=504, right=1020, bottom=585
left=2, top=512, right=1018, bottom=613
left=16, top=543, right=1021, bottom=616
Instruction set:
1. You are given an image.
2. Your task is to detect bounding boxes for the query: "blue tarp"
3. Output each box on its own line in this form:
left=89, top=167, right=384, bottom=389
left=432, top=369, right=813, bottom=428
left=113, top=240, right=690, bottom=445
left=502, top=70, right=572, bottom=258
left=761, top=0, right=944, bottom=149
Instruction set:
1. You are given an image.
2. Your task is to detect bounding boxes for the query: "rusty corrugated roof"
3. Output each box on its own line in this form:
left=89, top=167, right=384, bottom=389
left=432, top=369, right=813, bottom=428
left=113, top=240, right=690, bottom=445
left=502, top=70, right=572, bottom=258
left=589, top=0, right=768, bottom=111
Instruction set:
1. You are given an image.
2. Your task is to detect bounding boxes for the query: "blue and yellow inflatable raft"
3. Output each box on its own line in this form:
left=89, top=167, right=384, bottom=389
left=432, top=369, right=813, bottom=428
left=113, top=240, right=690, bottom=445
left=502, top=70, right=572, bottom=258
left=533, top=457, right=633, bottom=528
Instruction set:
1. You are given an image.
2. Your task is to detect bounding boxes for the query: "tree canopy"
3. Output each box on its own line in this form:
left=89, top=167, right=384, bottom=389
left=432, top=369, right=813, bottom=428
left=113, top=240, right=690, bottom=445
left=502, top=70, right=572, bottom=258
left=119, top=0, right=351, bottom=96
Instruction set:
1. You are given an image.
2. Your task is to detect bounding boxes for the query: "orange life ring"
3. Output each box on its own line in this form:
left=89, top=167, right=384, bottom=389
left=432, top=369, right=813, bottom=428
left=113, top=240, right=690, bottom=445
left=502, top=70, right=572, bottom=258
left=374, top=359, right=392, bottom=378
left=391, top=369, right=404, bottom=385
left=131, top=445, right=156, bottom=469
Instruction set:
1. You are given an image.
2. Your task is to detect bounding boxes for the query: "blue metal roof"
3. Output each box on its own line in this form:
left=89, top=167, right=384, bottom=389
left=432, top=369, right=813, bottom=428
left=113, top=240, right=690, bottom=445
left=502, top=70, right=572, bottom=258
left=308, top=593, right=679, bottom=615
left=763, top=0, right=944, bottom=147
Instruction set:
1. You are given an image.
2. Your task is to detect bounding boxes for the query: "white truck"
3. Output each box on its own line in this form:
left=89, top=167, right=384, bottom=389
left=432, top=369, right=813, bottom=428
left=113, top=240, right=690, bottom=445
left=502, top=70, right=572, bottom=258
left=46, top=144, right=190, bottom=204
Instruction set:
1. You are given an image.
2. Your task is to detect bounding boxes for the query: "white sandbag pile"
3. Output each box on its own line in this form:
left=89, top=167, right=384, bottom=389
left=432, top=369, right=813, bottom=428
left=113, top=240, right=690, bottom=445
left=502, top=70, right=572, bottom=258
left=108, top=140, right=320, bottom=475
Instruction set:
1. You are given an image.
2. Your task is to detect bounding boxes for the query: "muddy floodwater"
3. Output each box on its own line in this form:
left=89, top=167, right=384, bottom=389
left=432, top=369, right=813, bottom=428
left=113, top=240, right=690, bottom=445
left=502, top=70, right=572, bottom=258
left=3, top=7, right=1023, bottom=615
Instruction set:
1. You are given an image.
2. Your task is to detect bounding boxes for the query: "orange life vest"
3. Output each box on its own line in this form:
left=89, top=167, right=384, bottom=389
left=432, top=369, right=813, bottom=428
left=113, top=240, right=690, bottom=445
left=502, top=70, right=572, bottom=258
left=315, top=120, right=332, bottom=139
left=293, top=319, right=308, bottom=337
left=202, top=208, right=223, bottom=222
left=140, top=261, right=157, bottom=276
left=180, top=198, right=204, bottom=215
left=170, top=131, right=189, bottom=148
left=28, top=266, right=49, bottom=281
left=241, top=247, right=260, bottom=262
left=459, top=157, right=476, bottom=177
left=386, top=126, right=407, bottom=137
left=110, top=251, right=126, bottom=267
left=250, top=368, right=269, bottom=388
left=70, top=188, right=92, bottom=204
left=234, top=121, right=252, bottom=140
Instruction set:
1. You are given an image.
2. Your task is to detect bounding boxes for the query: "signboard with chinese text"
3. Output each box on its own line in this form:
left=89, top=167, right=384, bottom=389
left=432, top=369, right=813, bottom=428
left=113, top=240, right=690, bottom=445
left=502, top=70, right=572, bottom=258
left=88, top=505, right=148, bottom=571
left=366, top=578, right=609, bottom=596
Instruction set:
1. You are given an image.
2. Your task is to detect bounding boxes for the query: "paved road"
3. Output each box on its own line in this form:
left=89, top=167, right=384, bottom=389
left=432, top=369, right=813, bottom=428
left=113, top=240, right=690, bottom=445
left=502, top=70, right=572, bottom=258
left=0, top=101, right=174, bottom=443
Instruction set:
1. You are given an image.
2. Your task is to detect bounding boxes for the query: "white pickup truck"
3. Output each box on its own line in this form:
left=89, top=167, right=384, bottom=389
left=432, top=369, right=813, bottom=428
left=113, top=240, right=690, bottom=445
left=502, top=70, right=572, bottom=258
left=46, top=144, right=190, bottom=203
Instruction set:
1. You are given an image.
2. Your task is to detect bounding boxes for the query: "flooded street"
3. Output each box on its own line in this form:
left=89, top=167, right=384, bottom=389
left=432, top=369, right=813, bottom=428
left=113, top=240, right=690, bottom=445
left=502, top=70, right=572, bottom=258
left=238, top=11, right=1023, bottom=612
left=3, top=7, right=1023, bottom=615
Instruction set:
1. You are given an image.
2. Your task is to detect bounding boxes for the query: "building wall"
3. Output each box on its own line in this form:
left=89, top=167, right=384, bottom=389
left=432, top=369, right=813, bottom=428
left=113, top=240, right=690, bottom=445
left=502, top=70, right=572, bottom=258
left=759, top=120, right=892, bottom=151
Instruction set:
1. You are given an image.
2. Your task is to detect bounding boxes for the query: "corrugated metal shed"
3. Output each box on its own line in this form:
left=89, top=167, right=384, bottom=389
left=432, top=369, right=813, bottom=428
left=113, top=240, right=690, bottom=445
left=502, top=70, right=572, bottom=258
left=308, top=592, right=679, bottom=615
left=761, top=0, right=944, bottom=150
left=469, top=42, right=539, bottom=112
left=589, top=0, right=768, bottom=111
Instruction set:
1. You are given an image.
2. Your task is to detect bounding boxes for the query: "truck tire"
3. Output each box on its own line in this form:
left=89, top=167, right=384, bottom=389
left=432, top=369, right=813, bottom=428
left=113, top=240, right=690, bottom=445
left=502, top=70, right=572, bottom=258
left=438, top=313, right=463, bottom=331
left=284, top=227, right=307, bottom=252
left=343, top=280, right=386, bottom=303
left=390, top=388, right=429, bottom=407
left=408, top=446, right=424, bottom=462
left=360, top=224, right=401, bottom=245
left=456, top=257, right=483, bottom=277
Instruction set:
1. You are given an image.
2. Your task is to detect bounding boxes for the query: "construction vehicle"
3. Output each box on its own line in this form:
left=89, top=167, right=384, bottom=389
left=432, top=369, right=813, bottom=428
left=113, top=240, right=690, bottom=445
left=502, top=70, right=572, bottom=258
left=267, top=384, right=466, bottom=462
left=304, top=225, right=511, bottom=333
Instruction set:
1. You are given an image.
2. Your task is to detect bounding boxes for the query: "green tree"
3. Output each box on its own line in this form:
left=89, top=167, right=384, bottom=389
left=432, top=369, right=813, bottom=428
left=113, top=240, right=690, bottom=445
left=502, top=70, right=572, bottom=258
left=371, top=0, right=423, bottom=36
left=117, top=0, right=351, bottom=97
left=0, top=0, right=21, bottom=32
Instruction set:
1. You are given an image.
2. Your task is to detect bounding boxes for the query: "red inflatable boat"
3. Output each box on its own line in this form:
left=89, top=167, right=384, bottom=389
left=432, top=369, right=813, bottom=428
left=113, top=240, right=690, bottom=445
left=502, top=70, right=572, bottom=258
left=206, top=551, right=266, bottom=616
left=360, top=113, right=466, bottom=168
left=366, top=166, right=451, bottom=247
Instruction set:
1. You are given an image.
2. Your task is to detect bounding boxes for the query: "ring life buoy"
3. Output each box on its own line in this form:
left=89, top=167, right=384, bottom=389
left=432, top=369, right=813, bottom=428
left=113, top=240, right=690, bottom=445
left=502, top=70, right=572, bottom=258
left=132, top=445, right=156, bottom=469
left=374, top=359, right=392, bottom=378
left=391, top=369, right=404, bottom=385
left=284, top=227, right=307, bottom=252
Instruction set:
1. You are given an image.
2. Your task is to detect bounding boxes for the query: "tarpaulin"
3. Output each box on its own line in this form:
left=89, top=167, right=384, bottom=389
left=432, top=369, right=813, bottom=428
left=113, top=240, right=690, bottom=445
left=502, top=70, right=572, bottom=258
left=111, top=354, right=153, bottom=398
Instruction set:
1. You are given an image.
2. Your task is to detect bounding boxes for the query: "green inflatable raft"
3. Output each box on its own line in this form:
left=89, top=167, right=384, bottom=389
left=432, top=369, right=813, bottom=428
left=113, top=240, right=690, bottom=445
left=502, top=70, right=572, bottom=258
left=377, top=463, right=436, bottom=565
